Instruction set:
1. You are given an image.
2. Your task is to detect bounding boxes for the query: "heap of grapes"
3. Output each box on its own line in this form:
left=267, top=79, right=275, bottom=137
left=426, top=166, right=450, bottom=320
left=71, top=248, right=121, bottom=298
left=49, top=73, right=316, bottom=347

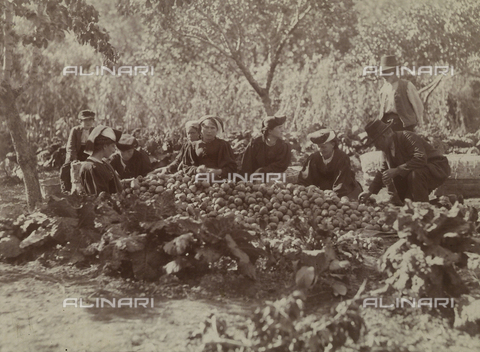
left=122, top=172, right=394, bottom=234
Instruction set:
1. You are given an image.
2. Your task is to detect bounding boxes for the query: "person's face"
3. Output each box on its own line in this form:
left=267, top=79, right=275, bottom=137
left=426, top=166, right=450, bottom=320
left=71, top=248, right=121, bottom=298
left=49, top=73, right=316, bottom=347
left=103, top=142, right=117, bottom=158
left=82, top=118, right=94, bottom=129
left=318, top=141, right=335, bottom=159
left=268, top=125, right=284, bottom=139
left=382, top=71, right=397, bottom=84
left=120, top=149, right=135, bottom=161
left=373, top=133, right=392, bottom=151
left=201, top=120, right=218, bottom=140
left=186, top=127, right=200, bottom=142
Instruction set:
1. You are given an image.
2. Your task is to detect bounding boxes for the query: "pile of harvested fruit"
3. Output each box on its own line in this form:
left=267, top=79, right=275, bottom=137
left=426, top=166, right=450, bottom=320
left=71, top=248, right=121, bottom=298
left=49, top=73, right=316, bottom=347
left=122, top=171, right=394, bottom=234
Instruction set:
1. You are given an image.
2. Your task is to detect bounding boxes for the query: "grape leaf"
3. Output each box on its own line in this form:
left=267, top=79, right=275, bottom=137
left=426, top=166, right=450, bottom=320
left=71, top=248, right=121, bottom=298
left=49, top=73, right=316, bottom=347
left=295, top=266, right=316, bottom=289
left=129, top=246, right=164, bottom=281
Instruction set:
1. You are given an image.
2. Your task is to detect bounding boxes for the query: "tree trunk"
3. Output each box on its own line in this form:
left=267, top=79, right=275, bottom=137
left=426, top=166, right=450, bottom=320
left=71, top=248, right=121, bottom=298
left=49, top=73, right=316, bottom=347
left=2, top=1, right=43, bottom=211
left=260, top=94, right=274, bottom=115
left=0, top=82, right=43, bottom=210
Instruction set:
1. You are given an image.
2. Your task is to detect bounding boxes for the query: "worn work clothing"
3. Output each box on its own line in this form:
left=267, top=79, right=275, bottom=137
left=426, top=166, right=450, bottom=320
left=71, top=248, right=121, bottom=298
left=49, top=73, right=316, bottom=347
left=379, top=79, right=423, bottom=129
left=80, top=157, right=123, bottom=196
left=240, top=136, right=291, bottom=176
left=166, top=143, right=191, bottom=173
left=183, top=138, right=237, bottom=178
left=297, top=149, right=362, bottom=199
left=368, top=131, right=451, bottom=202
left=109, top=149, right=152, bottom=179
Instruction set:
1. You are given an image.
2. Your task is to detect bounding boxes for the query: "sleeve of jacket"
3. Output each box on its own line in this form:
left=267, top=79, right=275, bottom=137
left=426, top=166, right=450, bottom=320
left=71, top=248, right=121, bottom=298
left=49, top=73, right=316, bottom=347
left=296, top=154, right=316, bottom=186
left=331, top=153, right=356, bottom=197
left=218, top=141, right=238, bottom=178
left=256, top=142, right=292, bottom=174
left=181, top=143, right=199, bottom=176
left=368, top=170, right=385, bottom=195
left=378, top=84, right=387, bottom=118
left=406, top=81, right=424, bottom=125
left=167, top=145, right=185, bottom=173
left=240, top=139, right=257, bottom=175
left=139, top=150, right=153, bottom=176
left=66, top=127, right=78, bottom=163
left=108, top=154, right=124, bottom=178
left=80, top=163, right=108, bottom=195
left=396, top=132, right=428, bottom=176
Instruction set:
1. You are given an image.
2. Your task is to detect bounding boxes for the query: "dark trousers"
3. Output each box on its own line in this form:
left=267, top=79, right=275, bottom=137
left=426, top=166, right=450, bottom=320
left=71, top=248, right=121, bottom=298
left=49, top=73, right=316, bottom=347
left=390, top=158, right=450, bottom=202
left=382, top=113, right=415, bottom=132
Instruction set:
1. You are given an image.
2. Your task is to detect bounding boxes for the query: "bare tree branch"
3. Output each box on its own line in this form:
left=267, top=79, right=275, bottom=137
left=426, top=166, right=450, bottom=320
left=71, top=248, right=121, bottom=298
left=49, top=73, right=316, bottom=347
left=266, top=4, right=312, bottom=92
left=418, top=75, right=444, bottom=104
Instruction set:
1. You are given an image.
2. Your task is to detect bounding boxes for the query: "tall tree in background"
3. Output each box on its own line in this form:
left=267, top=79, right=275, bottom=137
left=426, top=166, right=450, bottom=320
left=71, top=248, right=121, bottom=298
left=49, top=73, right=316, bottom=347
left=127, top=0, right=354, bottom=115
left=0, top=0, right=117, bottom=210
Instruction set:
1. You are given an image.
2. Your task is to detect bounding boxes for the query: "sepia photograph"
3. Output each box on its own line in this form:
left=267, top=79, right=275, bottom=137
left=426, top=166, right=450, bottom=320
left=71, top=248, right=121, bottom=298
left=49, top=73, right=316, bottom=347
left=1, top=0, right=480, bottom=351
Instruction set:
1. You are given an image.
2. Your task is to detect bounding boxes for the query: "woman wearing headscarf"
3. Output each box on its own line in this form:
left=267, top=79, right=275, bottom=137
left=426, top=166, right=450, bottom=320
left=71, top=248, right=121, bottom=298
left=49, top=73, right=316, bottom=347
left=80, top=125, right=123, bottom=196
left=297, top=129, right=362, bottom=199
left=182, top=115, right=237, bottom=178
left=161, top=120, right=201, bottom=174
left=109, top=134, right=152, bottom=179
left=240, top=115, right=291, bottom=176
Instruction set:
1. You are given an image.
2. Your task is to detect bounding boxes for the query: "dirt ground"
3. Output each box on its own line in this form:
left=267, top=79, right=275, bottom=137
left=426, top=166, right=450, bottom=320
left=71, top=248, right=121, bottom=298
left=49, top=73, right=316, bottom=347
left=2, top=177, right=480, bottom=352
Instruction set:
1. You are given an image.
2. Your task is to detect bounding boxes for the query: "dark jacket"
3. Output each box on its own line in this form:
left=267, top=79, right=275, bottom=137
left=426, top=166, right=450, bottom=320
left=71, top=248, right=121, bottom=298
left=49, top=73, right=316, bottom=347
left=66, top=125, right=92, bottom=163
left=80, top=157, right=123, bottom=196
left=109, top=149, right=152, bottom=179
left=380, top=79, right=418, bottom=128
left=240, top=136, right=291, bottom=176
left=297, top=149, right=361, bottom=199
left=166, top=143, right=191, bottom=173
left=369, top=131, right=451, bottom=194
left=183, top=138, right=237, bottom=178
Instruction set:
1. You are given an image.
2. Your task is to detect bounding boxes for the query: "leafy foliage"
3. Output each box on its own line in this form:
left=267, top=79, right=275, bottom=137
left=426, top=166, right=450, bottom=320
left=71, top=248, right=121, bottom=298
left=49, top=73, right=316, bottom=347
left=380, top=200, right=479, bottom=298
left=192, top=290, right=364, bottom=351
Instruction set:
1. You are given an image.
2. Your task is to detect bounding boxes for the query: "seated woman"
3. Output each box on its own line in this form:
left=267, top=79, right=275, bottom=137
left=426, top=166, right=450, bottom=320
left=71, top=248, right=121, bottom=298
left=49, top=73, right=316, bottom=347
left=162, top=120, right=200, bottom=173
left=182, top=115, right=237, bottom=178
left=240, top=115, right=292, bottom=176
left=80, top=125, right=123, bottom=196
left=297, top=129, right=362, bottom=199
left=110, top=134, right=152, bottom=179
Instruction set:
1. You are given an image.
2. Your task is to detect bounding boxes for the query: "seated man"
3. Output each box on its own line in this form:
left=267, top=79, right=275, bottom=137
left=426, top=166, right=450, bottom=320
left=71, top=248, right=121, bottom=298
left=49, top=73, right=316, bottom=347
left=297, top=129, right=362, bottom=199
left=359, top=120, right=451, bottom=204
left=110, top=134, right=152, bottom=179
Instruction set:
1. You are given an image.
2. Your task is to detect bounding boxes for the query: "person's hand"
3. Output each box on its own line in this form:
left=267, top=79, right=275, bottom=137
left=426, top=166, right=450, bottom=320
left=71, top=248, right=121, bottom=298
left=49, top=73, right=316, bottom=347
left=208, top=168, right=222, bottom=176
left=197, top=165, right=207, bottom=173
left=382, top=168, right=400, bottom=183
left=358, top=191, right=372, bottom=202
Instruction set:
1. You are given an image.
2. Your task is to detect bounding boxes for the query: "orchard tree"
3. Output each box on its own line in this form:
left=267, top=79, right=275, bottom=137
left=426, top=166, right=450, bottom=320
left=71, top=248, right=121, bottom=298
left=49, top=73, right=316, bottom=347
left=0, top=0, right=117, bottom=210
left=125, top=0, right=355, bottom=115
left=349, top=0, right=480, bottom=126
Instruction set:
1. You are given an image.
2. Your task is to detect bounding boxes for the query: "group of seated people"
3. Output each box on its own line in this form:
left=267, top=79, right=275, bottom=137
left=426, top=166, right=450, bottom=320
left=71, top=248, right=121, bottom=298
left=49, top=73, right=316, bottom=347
left=65, top=110, right=451, bottom=205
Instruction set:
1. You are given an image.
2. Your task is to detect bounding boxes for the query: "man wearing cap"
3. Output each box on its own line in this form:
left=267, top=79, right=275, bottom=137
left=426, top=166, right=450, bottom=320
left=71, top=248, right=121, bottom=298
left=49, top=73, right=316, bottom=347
left=240, top=115, right=292, bottom=176
left=60, top=110, right=96, bottom=192
left=297, top=129, right=362, bottom=199
left=80, top=125, right=123, bottom=196
left=378, top=55, right=424, bottom=132
left=359, top=120, right=450, bottom=203
left=110, top=134, right=152, bottom=179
